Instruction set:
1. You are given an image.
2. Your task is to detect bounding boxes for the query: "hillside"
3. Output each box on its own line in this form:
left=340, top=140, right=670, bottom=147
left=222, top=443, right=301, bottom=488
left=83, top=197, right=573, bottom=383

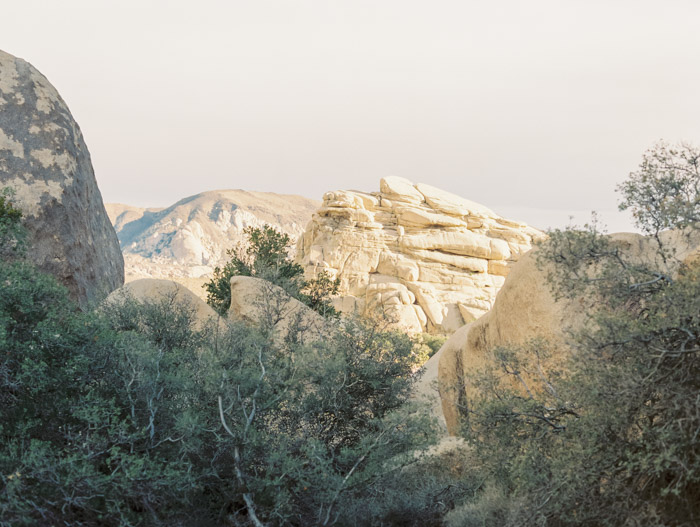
left=106, top=190, right=320, bottom=291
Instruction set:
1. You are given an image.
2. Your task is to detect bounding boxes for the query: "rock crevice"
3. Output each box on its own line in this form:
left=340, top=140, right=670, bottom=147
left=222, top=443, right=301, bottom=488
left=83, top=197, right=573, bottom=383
left=297, top=176, right=543, bottom=334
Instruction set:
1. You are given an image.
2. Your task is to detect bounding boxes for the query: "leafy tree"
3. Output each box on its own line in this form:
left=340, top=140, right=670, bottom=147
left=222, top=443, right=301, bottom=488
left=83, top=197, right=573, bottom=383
left=298, top=268, right=341, bottom=318
left=1, top=197, right=437, bottom=525
left=204, top=225, right=302, bottom=314
left=458, top=142, right=700, bottom=526
left=204, top=224, right=340, bottom=319
left=206, top=287, right=437, bottom=526
left=619, top=140, right=700, bottom=237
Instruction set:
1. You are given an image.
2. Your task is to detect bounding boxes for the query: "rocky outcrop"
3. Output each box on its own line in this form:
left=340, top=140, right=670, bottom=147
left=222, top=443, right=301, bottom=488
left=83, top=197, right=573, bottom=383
left=438, top=229, right=700, bottom=435
left=106, top=190, right=320, bottom=284
left=0, top=49, right=123, bottom=306
left=297, top=176, right=543, bottom=334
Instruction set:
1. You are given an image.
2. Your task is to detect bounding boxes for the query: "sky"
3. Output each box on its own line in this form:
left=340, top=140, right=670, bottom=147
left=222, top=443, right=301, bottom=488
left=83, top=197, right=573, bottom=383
left=3, top=0, right=700, bottom=232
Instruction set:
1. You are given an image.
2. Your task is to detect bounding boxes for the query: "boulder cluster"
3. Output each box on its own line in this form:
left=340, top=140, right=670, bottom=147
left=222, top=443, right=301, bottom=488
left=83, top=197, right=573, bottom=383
left=297, top=176, right=543, bottom=334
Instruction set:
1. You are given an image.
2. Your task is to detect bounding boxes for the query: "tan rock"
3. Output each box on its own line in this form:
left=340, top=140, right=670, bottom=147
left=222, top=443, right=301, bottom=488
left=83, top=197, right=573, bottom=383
left=396, top=206, right=467, bottom=228
left=105, top=279, right=221, bottom=330
left=228, top=275, right=330, bottom=344
left=438, top=229, right=700, bottom=434
left=380, top=176, right=425, bottom=204
left=296, top=177, right=543, bottom=334
left=106, top=189, right=319, bottom=285
left=415, top=183, right=497, bottom=219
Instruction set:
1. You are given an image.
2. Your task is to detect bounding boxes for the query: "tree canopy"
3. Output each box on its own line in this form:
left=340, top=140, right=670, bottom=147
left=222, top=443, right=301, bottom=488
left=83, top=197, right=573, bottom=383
left=204, top=225, right=340, bottom=318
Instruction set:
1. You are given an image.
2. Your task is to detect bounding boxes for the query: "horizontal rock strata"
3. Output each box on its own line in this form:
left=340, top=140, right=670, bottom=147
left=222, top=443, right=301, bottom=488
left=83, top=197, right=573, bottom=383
left=297, top=176, right=543, bottom=334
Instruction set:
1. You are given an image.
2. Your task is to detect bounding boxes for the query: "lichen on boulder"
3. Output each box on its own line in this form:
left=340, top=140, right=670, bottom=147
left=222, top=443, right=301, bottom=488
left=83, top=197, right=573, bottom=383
left=0, top=49, right=123, bottom=306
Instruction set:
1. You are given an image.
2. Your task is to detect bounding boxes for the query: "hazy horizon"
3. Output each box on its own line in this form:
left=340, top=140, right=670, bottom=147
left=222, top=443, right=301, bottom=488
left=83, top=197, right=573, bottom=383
left=4, top=0, right=700, bottom=232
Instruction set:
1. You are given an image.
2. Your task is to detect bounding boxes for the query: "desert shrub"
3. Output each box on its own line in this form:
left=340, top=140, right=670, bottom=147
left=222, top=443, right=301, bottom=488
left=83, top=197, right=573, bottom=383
left=338, top=440, right=480, bottom=527
left=457, top=142, right=700, bottom=526
left=443, top=483, right=517, bottom=527
left=414, top=333, right=447, bottom=360
left=1, top=211, right=437, bottom=525
left=0, top=259, right=219, bottom=526
left=0, top=187, right=25, bottom=257
left=204, top=224, right=340, bottom=319
left=203, top=292, right=439, bottom=526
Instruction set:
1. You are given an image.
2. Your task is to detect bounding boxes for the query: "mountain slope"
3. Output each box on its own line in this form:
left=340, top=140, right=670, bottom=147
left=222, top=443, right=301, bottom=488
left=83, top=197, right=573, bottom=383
left=106, top=190, right=320, bottom=284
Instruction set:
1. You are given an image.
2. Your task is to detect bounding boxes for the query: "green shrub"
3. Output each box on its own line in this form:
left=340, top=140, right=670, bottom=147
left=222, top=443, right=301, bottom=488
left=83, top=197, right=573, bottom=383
left=204, top=224, right=340, bottom=319
left=1, top=247, right=437, bottom=525
left=458, top=142, right=700, bottom=526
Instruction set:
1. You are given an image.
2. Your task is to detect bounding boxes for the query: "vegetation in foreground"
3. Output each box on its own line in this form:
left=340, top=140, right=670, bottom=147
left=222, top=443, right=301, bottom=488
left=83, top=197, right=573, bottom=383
left=0, top=190, right=443, bottom=526
left=1, top=141, right=699, bottom=526
left=451, top=141, right=700, bottom=526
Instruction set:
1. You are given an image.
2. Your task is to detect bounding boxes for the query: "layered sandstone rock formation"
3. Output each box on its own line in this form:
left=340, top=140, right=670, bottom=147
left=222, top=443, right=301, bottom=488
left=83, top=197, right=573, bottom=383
left=438, top=229, right=700, bottom=435
left=106, top=191, right=320, bottom=295
left=0, top=49, right=124, bottom=306
left=297, top=176, right=543, bottom=334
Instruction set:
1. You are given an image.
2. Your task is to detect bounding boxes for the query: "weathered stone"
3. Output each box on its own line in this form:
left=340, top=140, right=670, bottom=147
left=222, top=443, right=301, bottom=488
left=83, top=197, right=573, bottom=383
left=228, top=275, right=330, bottom=344
left=380, top=176, right=424, bottom=204
left=415, top=183, right=497, bottom=219
left=0, top=49, right=123, bottom=306
left=105, top=279, right=221, bottom=330
left=106, top=190, right=319, bottom=290
left=438, top=229, right=700, bottom=434
left=297, top=177, right=543, bottom=333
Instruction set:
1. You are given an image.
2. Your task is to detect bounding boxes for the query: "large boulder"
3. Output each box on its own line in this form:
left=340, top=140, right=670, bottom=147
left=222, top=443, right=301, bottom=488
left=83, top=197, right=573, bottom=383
left=228, top=275, right=330, bottom=344
left=105, top=279, right=222, bottom=331
left=0, top=49, right=123, bottom=306
left=297, top=176, right=543, bottom=334
left=438, top=229, right=700, bottom=435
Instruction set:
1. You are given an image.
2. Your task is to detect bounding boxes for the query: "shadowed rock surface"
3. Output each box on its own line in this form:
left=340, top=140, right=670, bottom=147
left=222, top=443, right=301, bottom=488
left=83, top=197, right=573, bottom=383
left=105, top=279, right=222, bottom=331
left=438, top=229, right=700, bottom=434
left=228, top=275, right=330, bottom=344
left=0, top=49, right=123, bottom=306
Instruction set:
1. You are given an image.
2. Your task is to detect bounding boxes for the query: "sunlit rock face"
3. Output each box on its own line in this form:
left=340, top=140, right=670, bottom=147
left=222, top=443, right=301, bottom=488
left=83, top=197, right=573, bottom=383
left=106, top=190, right=320, bottom=284
left=0, top=49, right=124, bottom=306
left=297, top=176, right=544, bottom=334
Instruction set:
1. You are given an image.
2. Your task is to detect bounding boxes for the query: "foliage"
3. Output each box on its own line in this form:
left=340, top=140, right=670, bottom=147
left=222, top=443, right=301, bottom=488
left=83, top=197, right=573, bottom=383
left=204, top=225, right=340, bottom=319
left=298, top=269, right=341, bottom=319
left=413, top=333, right=447, bottom=361
left=0, top=187, right=25, bottom=257
left=204, top=225, right=301, bottom=314
left=0, top=260, right=218, bottom=526
left=619, top=141, right=700, bottom=237
left=458, top=142, right=700, bottom=526
left=0, top=206, right=436, bottom=525
left=206, top=288, right=438, bottom=526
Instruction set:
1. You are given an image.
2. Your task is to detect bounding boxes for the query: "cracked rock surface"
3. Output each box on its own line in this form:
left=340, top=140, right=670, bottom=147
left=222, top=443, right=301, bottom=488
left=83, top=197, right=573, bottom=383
left=297, top=176, right=544, bottom=334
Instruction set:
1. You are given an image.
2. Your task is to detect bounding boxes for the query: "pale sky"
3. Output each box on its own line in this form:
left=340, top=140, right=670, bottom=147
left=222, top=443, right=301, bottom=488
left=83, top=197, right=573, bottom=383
left=3, top=0, right=700, bottom=232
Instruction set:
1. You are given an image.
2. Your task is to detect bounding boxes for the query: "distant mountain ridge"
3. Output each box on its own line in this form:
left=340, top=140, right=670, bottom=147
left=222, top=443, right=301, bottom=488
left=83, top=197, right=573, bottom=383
left=105, top=190, right=320, bottom=285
